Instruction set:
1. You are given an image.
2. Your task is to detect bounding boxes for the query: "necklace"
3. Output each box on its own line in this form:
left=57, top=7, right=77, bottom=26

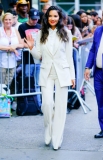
left=4, top=27, right=12, bottom=54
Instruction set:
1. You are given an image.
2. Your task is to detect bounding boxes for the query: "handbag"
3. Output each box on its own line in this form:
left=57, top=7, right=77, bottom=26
left=67, top=92, right=80, bottom=110
left=0, top=95, right=13, bottom=117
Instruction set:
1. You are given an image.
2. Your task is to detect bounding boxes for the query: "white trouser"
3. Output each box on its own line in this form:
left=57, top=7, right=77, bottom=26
left=41, top=65, right=68, bottom=149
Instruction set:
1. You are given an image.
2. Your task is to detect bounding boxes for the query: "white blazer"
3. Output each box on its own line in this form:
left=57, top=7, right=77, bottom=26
left=31, top=29, right=75, bottom=87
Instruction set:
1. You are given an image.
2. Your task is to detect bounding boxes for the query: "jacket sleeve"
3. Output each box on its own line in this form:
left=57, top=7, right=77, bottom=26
left=65, top=30, right=75, bottom=79
left=85, top=30, right=97, bottom=69
left=30, top=31, right=42, bottom=60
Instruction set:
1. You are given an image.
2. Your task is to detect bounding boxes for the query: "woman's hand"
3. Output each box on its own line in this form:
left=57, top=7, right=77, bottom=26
left=71, top=79, right=75, bottom=88
left=14, top=49, right=19, bottom=56
left=7, top=45, right=18, bottom=56
left=8, top=46, right=18, bottom=56
left=8, top=45, right=17, bottom=52
left=9, top=45, right=18, bottom=51
left=24, top=35, right=34, bottom=50
left=86, top=33, right=93, bottom=38
left=82, top=26, right=88, bottom=32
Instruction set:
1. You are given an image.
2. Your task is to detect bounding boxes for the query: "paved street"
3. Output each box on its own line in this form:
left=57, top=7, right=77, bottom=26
left=0, top=79, right=103, bottom=160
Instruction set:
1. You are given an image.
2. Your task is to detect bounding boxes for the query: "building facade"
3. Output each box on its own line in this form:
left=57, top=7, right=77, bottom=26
left=0, top=0, right=101, bottom=13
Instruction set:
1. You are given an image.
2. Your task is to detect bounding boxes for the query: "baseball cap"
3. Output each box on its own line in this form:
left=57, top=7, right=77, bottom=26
left=28, top=9, right=40, bottom=20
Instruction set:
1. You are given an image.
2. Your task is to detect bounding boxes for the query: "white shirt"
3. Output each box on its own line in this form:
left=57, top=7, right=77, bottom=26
left=96, top=33, right=103, bottom=68
left=47, top=28, right=57, bottom=55
left=48, top=28, right=60, bottom=75
left=0, top=27, right=19, bottom=68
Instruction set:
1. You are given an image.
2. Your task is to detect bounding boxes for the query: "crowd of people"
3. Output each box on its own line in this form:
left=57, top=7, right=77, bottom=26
left=0, top=0, right=103, bottom=150
left=0, top=0, right=101, bottom=97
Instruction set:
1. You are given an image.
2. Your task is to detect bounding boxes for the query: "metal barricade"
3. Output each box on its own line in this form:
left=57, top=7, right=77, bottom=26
left=76, top=42, right=96, bottom=113
left=69, top=47, right=92, bottom=114
left=0, top=46, right=94, bottom=114
left=78, top=43, right=95, bottom=96
left=0, top=48, right=41, bottom=98
left=76, top=42, right=92, bottom=92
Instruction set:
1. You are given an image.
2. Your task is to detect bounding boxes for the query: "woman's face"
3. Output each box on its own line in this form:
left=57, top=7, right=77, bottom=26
left=67, top=24, right=73, bottom=30
left=48, top=10, right=59, bottom=29
left=96, top=18, right=102, bottom=26
left=88, top=15, right=92, bottom=24
left=3, top=14, right=13, bottom=28
left=80, top=13, right=88, bottom=23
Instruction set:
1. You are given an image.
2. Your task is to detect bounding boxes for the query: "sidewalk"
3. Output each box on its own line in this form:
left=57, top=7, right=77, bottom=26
left=0, top=80, right=103, bottom=160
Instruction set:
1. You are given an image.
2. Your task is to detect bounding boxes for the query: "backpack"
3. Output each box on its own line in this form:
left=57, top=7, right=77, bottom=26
left=16, top=71, right=40, bottom=116
left=67, top=92, right=81, bottom=110
left=16, top=88, right=40, bottom=116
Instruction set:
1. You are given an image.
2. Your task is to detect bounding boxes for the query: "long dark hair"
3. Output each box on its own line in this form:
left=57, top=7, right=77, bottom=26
left=40, top=6, right=69, bottom=43
left=70, top=14, right=82, bottom=33
left=67, top=16, right=76, bottom=35
left=76, top=11, right=89, bottom=28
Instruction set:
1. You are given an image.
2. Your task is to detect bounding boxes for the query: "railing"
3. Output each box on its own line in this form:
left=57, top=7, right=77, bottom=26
left=0, top=48, right=41, bottom=96
left=68, top=46, right=92, bottom=114
left=0, top=43, right=95, bottom=114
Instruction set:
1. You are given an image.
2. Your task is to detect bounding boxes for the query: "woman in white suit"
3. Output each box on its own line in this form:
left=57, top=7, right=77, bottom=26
left=25, top=6, right=75, bottom=150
